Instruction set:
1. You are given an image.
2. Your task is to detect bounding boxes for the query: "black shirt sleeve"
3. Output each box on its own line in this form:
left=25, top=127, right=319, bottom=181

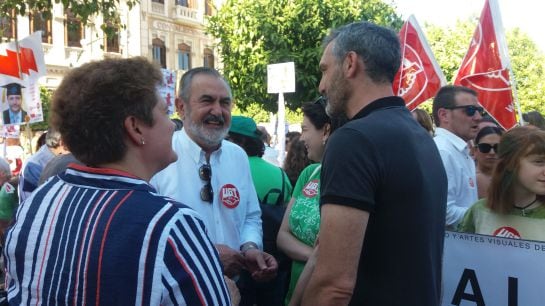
left=320, top=126, right=381, bottom=212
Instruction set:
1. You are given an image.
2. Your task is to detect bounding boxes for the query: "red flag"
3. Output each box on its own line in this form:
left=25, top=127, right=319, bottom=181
left=0, top=31, right=46, bottom=81
left=393, top=15, right=446, bottom=110
left=454, top=0, right=516, bottom=130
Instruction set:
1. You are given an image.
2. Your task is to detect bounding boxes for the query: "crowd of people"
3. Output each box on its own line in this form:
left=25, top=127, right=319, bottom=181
left=0, top=20, right=544, bottom=306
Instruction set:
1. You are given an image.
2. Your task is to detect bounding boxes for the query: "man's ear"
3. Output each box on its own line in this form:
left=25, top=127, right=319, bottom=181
left=322, top=123, right=331, bottom=144
left=344, top=51, right=359, bottom=78
left=437, top=108, right=449, bottom=127
left=175, top=97, right=185, bottom=120
left=124, top=116, right=144, bottom=146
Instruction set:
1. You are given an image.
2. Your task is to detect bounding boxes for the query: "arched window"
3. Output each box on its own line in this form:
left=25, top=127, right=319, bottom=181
left=0, top=11, right=16, bottom=41
left=177, top=43, right=191, bottom=70
left=65, top=9, right=83, bottom=47
left=203, top=48, right=214, bottom=68
left=152, top=38, right=166, bottom=68
left=103, top=19, right=120, bottom=53
left=30, top=11, right=52, bottom=44
left=176, top=0, right=189, bottom=7
left=205, top=0, right=214, bottom=16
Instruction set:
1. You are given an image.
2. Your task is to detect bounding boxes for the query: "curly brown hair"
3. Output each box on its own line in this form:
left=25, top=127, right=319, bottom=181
left=283, top=135, right=311, bottom=186
left=50, top=57, right=163, bottom=166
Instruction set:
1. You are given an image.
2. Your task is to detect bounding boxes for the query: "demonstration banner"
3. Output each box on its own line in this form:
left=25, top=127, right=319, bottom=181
left=159, top=69, right=177, bottom=116
left=442, top=231, right=545, bottom=306
left=454, top=0, right=517, bottom=130
left=0, top=31, right=46, bottom=127
left=393, top=15, right=446, bottom=110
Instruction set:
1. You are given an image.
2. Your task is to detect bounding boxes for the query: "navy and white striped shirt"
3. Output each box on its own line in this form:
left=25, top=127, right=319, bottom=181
left=4, top=164, right=231, bottom=305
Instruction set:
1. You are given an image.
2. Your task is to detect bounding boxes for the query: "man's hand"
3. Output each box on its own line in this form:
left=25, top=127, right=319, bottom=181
left=243, top=249, right=278, bottom=282
left=216, top=244, right=245, bottom=278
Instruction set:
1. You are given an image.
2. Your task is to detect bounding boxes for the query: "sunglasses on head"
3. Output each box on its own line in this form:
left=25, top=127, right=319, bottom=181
left=444, top=105, right=485, bottom=117
left=314, top=96, right=327, bottom=108
left=476, top=143, right=498, bottom=154
left=199, top=164, right=213, bottom=203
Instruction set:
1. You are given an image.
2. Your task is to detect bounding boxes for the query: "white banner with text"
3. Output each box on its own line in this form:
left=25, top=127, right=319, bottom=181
left=442, top=231, right=545, bottom=306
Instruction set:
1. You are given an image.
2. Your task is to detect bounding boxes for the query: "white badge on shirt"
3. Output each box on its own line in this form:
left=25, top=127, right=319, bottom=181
left=302, top=180, right=319, bottom=198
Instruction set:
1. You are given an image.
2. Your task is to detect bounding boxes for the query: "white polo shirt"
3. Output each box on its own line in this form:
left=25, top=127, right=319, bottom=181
left=151, top=128, right=262, bottom=250
left=434, top=127, right=478, bottom=228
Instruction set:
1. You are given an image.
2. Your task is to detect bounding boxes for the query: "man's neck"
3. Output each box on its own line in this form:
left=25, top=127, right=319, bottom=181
left=187, top=134, right=221, bottom=162
left=346, top=83, right=394, bottom=119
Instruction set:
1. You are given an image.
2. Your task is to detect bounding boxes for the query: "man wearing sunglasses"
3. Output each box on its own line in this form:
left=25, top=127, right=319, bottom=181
left=151, top=68, right=278, bottom=299
left=432, top=85, right=484, bottom=229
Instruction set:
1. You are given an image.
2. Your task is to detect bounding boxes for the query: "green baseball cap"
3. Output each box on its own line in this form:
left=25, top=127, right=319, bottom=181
left=229, top=115, right=261, bottom=139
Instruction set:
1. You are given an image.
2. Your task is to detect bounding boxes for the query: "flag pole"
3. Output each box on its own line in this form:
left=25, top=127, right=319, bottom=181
left=508, top=69, right=524, bottom=126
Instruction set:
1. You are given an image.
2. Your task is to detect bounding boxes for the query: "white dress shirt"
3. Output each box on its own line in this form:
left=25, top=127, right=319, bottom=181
left=151, top=128, right=263, bottom=250
left=434, top=127, right=478, bottom=228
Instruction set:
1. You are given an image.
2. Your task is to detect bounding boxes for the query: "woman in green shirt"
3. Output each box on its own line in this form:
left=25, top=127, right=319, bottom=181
left=459, top=127, right=545, bottom=241
left=276, top=98, right=339, bottom=305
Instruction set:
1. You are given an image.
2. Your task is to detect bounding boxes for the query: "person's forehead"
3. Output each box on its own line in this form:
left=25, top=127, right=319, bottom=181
left=320, top=42, right=335, bottom=64
left=454, top=92, right=478, bottom=105
left=191, top=74, right=230, bottom=95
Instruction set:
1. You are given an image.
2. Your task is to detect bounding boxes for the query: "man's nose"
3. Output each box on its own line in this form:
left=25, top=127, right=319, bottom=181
left=210, top=100, right=223, bottom=116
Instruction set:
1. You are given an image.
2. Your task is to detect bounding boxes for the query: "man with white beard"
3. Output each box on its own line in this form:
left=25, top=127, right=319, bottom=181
left=151, top=68, right=277, bottom=297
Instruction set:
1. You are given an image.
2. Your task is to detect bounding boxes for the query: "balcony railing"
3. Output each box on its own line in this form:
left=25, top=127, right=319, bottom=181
left=173, top=6, right=203, bottom=24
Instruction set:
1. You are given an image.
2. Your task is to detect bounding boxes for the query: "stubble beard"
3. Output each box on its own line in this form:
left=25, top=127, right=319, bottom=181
left=325, top=69, right=349, bottom=118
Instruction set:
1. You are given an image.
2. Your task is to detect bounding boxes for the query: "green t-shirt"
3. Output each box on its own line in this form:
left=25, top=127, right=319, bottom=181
left=0, top=182, right=18, bottom=220
left=248, top=156, right=292, bottom=205
left=459, top=198, right=545, bottom=241
left=285, top=163, right=321, bottom=304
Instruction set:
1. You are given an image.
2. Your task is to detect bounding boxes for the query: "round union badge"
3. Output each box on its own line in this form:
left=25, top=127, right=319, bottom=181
left=493, top=227, right=521, bottom=239
left=302, top=180, right=319, bottom=198
left=220, top=184, right=240, bottom=208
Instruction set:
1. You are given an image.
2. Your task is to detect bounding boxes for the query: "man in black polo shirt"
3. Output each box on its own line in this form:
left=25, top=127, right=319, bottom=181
left=301, top=22, right=447, bottom=305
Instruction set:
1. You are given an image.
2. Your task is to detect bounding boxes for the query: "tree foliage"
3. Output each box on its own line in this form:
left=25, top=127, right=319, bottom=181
left=425, top=20, right=545, bottom=114
left=0, top=0, right=138, bottom=37
left=207, top=0, right=403, bottom=112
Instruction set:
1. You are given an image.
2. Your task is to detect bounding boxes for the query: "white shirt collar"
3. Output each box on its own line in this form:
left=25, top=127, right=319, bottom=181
left=179, top=127, right=224, bottom=165
left=435, top=127, right=469, bottom=153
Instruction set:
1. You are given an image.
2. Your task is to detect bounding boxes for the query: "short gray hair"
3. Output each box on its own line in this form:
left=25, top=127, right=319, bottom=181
left=45, top=128, right=62, bottom=148
left=323, top=21, right=401, bottom=83
left=178, top=67, right=232, bottom=102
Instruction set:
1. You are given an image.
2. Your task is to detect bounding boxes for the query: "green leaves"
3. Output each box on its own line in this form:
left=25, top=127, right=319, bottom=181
left=207, top=0, right=402, bottom=112
left=1, top=0, right=133, bottom=36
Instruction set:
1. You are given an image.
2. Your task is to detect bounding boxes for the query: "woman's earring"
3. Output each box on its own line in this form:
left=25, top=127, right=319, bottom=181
left=141, top=138, right=146, bottom=145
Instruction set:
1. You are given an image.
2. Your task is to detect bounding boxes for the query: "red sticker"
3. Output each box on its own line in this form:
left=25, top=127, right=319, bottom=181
left=220, top=184, right=240, bottom=208
left=469, top=177, right=475, bottom=188
left=302, top=180, right=319, bottom=198
left=493, top=227, right=521, bottom=239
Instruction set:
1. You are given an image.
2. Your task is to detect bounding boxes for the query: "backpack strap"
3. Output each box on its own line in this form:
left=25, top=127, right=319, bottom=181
left=261, top=167, right=286, bottom=206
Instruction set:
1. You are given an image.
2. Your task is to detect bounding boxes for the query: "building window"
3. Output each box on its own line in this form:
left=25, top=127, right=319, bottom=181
left=203, top=48, right=214, bottom=68
left=104, top=25, right=120, bottom=53
left=0, top=11, right=16, bottom=40
left=205, top=0, right=214, bottom=16
left=65, top=9, right=83, bottom=47
left=152, top=0, right=164, bottom=3
left=29, top=11, right=52, bottom=44
left=152, top=38, right=166, bottom=68
left=177, top=43, right=191, bottom=70
left=176, top=0, right=189, bottom=7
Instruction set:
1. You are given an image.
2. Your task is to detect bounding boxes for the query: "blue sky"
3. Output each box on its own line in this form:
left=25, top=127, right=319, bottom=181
left=391, top=0, right=545, bottom=52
